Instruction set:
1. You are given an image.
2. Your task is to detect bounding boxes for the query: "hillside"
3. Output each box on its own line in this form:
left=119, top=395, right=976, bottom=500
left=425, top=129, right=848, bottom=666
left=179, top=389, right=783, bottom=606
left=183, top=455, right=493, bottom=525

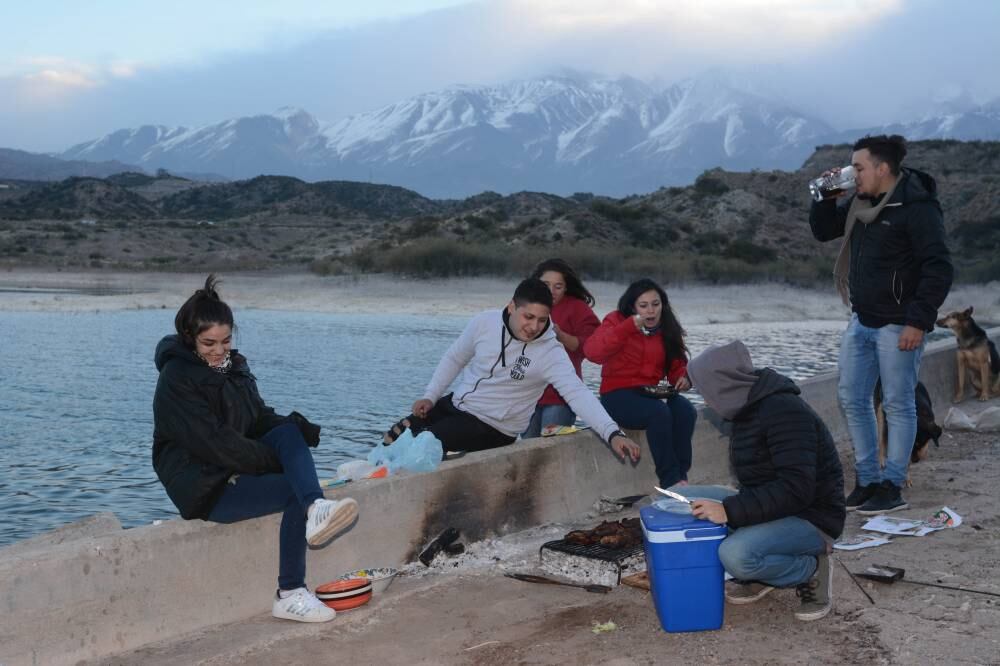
left=1, top=140, right=997, bottom=283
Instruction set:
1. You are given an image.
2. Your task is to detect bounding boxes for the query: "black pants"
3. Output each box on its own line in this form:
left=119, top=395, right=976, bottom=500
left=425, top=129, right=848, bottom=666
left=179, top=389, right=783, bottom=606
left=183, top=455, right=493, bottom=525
left=408, top=394, right=515, bottom=453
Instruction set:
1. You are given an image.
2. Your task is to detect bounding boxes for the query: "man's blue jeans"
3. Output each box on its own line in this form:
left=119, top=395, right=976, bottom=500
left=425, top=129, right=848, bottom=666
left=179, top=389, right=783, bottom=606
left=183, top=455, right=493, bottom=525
left=673, top=485, right=828, bottom=588
left=838, top=315, right=925, bottom=487
left=521, top=404, right=576, bottom=439
left=207, top=423, right=324, bottom=591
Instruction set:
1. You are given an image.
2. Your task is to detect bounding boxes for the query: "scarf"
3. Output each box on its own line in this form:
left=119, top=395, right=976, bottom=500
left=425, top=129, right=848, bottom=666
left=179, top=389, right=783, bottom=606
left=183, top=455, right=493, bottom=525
left=832, top=177, right=901, bottom=305
left=196, top=350, right=232, bottom=373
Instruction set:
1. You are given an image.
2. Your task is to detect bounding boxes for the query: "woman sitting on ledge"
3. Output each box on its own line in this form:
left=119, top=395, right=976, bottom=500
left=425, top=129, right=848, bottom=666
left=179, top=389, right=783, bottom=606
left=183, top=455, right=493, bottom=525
left=584, top=278, right=697, bottom=488
left=152, top=274, right=358, bottom=623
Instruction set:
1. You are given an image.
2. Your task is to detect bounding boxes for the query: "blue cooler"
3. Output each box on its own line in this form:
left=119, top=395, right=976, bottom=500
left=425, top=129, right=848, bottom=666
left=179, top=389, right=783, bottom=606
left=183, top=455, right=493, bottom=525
left=640, top=504, right=727, bottom=632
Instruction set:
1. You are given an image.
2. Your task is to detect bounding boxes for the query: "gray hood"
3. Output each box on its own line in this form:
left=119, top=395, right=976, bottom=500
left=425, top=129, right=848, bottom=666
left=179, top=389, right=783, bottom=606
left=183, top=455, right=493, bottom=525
left=687, top=340, right=759, bottom=420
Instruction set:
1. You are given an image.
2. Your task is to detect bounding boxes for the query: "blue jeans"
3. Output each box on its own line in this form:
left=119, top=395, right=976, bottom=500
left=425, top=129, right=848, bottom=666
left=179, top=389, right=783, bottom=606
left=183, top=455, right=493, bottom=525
left=838, top=315, right=925, bottom=487
left=675, top=485, right=828, bottom=588
left=602, top=389, right=697, bottom=487
left=521, top=404, right=576, bottom=439
left=207, top=423, right=324, bottom=591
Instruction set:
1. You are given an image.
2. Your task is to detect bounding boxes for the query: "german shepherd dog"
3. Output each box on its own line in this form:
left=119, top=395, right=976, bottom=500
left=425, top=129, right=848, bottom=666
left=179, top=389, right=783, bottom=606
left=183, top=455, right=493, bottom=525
left=936, top=307, right=1000, bottom=402
left=874, top=379, right=942, bottom=487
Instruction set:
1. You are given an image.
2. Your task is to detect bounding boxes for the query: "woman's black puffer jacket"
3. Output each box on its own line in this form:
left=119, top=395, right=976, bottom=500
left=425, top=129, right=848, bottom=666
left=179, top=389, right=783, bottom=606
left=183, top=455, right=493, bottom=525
left=152, top=335, right=319, bottom=520
left=721, top=369, right=846, bottom=539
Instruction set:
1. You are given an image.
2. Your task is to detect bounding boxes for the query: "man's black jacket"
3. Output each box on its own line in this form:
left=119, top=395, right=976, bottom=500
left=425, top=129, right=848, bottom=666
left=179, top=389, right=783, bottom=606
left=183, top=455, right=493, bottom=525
left=810, top=167, right=953, bottom=331
left=721, top=369, right=846, bottom=539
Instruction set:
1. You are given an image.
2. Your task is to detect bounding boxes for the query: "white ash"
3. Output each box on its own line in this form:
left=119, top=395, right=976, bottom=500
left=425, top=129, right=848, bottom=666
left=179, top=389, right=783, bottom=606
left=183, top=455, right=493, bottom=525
left=399, top=523, right=569, bottom=580
left=539, top=547, right=646, bottom=588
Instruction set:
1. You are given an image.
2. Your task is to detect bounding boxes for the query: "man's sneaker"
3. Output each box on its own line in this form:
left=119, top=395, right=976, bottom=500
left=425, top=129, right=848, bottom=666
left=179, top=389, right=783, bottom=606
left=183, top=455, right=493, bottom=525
left=306, top=498, right=359, bottom=546
left=272, top=587, right=336, bottom=623
left=725, top=580, right=775, bottom=605
left=856, top=480, right=908, bottom=515
left=794, top=554, right=832, bottom=621
left=845, top=482, right=879, bottom=511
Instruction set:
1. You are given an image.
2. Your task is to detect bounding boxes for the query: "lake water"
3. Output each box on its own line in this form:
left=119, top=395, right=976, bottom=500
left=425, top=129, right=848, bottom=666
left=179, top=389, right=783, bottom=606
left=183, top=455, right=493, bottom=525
left=0, top=308, right=855, bottom=547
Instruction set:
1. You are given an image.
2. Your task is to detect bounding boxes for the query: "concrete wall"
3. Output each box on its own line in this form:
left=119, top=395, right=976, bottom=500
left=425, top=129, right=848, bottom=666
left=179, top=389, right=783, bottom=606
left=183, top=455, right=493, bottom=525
left=1, top=329, right=994, bottom=666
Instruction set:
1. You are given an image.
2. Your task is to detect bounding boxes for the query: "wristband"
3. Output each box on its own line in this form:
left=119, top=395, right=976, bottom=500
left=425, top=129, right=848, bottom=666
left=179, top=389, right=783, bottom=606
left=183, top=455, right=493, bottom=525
left=607, top=429, right=626, bottom=444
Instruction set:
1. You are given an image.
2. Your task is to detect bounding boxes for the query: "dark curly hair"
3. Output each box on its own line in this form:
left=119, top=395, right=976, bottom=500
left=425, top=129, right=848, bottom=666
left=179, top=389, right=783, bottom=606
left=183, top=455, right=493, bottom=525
left=853, top=134, right=907, bottom=175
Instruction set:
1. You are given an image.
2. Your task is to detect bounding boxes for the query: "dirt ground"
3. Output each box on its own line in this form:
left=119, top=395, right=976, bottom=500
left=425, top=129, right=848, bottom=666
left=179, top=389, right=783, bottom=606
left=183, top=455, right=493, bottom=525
left=93, top=418, right=1000, bottom=666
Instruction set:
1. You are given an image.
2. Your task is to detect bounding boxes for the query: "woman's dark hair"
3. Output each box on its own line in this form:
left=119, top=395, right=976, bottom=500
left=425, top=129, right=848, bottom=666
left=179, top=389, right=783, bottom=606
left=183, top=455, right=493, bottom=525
left=616, top=278, right=688, bottom=361
left=530, top=258, right=595, bottom=307
left=174, top=274, right=234, bottom=348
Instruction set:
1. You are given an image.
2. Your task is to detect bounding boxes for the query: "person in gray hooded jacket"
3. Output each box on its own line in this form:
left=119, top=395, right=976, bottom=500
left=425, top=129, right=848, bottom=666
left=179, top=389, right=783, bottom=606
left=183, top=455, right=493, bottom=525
left=673, top=340, right=845, bottom=622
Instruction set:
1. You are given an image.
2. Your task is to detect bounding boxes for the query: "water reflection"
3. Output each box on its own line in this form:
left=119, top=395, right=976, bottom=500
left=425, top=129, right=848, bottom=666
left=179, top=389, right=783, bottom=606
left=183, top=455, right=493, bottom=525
left=0, top=309, right=854, bottom=546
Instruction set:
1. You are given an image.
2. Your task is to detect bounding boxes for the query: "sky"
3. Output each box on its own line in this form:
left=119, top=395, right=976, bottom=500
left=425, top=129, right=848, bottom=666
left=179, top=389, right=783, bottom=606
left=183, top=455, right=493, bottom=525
left=2, top=0, right=999, bottom=153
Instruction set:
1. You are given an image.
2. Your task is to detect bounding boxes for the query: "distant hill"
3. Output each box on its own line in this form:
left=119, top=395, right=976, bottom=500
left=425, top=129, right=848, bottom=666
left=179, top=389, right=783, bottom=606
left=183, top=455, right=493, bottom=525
left=1, top=140, right=997, bottom=284
left=0, top=148, right=137, bottom=181
left=0, top=148, right=227, bottom=183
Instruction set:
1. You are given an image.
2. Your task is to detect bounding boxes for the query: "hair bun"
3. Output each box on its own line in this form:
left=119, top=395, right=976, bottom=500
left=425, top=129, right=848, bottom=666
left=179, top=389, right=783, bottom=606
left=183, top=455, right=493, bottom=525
left=202, top=274, right=221, bottom=300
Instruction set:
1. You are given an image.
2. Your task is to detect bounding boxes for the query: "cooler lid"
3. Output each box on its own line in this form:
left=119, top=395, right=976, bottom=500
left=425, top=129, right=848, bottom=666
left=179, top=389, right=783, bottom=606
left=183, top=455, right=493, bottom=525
left=640, top=505, right=727, bottom=536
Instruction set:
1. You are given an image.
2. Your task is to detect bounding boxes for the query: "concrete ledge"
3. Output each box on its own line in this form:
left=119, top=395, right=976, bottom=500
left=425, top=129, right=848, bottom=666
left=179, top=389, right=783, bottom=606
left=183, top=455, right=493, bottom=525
left=1, top=327, right=995, bottom=666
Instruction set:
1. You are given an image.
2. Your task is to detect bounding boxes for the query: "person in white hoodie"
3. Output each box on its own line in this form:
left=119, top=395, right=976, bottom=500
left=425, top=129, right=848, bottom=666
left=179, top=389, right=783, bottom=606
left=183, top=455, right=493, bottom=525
left=384, top=278, right=641, bottom=461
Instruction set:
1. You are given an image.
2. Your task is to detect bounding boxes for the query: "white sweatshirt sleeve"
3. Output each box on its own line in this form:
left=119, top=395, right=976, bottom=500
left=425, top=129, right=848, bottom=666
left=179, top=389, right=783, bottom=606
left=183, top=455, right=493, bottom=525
left=422, top=313, right=482, bottom=403
left=545, top=350, right=619, bottom=442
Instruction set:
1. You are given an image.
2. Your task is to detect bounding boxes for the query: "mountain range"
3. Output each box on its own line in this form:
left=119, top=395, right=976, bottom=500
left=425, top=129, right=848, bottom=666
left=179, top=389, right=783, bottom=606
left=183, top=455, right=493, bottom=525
left=11, top=73, right=1000, bottom=198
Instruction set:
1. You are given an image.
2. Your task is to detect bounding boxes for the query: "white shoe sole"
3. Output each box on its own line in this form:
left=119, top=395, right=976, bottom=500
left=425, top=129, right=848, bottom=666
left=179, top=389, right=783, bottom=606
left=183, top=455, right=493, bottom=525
left=272, top=607, right=336, bottom=623
left=725, top=585, right=775, bottom=605
left=856, top=502, right=908, bottom=516
left=306, top=498, right=359, bottom=546
left=794, top=604, right=832, bottom=621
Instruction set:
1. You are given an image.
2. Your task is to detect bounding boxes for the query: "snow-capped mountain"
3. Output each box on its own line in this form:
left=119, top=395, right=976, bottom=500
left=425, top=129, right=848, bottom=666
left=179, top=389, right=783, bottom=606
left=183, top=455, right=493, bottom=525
left=58, top=75, right=1000, bottom=198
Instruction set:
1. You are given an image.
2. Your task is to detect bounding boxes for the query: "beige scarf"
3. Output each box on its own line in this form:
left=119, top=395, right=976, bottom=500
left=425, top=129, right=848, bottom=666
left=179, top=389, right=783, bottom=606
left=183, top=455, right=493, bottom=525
left=832, top=177, right=900, bottom=305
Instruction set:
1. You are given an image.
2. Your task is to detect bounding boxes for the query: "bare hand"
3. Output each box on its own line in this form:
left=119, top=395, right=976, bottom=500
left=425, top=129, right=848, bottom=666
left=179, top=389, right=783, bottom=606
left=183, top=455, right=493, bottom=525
left=691, top=499, right=727, bottom=524
left=674, top=375, right=691, bottom=392
left=610, top=435, right=641, bottom=462
left=411, top=399, right=433, bottom=419
left=898, top=325, right=924, bottom=351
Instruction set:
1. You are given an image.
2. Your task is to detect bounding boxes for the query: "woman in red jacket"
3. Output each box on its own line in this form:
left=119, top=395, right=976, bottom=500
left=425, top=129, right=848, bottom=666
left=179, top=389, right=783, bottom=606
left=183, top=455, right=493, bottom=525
left=521, top=258, right=601, bottom=438
left=584, top=278, right=696, bottom=487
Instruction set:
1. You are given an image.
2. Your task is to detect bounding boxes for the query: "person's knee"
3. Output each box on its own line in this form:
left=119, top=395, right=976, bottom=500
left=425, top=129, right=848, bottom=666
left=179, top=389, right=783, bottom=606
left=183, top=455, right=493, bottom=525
left=672, top=396, right=697, bottom=424
left=266, top=422, right=305, bottom=447
left=718, top=538, right=758, bottom=580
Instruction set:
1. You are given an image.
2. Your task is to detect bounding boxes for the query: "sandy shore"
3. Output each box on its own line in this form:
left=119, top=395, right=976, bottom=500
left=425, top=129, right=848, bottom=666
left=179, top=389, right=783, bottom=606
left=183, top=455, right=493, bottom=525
left=3, top=268, right=999, bottom=325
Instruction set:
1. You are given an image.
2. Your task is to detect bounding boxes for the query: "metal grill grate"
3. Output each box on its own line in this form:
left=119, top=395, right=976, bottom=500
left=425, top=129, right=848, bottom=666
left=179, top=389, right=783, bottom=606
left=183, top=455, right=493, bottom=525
left=539, top=539, right=645, bottom=585
left=540, top=539, right=644, bottom=562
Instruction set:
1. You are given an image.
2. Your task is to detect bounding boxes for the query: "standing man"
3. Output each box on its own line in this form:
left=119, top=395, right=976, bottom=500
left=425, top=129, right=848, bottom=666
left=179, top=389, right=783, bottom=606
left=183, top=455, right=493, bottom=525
left=384, top=278, right=641, bottom=463
left=810, top=134, right=952, bottom=514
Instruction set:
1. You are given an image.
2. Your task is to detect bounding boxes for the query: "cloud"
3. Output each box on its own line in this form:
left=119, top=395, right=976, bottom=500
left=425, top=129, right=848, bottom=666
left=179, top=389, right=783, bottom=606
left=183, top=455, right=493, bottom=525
left=507, top=0, right=905, bottom=52
left=1, top=0, right=998, bottom=153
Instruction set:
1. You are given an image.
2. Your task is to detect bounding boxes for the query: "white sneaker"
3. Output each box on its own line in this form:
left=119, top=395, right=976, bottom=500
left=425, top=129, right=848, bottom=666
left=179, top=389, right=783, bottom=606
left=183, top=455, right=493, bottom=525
left=305, top=498, right=359, bottom=546
left=272, top=588, right=336, bottom=623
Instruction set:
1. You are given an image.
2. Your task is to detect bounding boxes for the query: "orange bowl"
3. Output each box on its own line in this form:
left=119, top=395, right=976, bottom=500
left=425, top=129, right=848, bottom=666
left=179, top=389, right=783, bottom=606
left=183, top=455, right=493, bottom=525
left=315, top=578, right=373, bottom=611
